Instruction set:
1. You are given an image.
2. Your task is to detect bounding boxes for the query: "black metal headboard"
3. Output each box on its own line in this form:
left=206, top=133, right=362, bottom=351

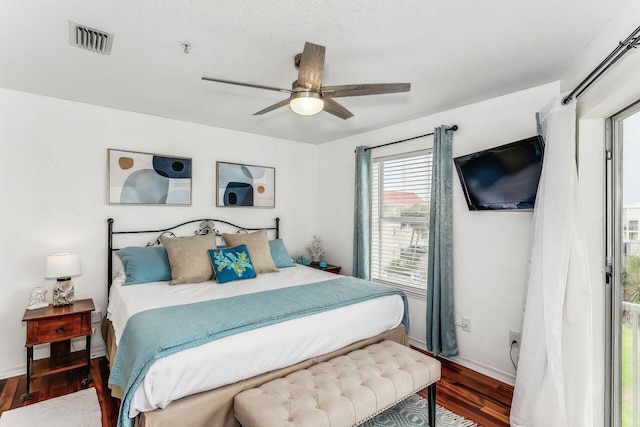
left=107, top=217, right=280, bottom=293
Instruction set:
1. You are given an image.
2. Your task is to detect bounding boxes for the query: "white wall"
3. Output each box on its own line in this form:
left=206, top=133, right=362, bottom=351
left=0, top=88, right=318, bottom=378
left=317, top=82, right=560, bottom=383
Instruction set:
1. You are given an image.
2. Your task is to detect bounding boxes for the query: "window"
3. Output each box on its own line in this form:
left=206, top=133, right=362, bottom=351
left=371, top=150, right=432, bottom=296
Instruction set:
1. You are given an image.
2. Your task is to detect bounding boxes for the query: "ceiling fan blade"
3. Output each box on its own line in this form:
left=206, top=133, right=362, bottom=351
left=202, top=77, right=293, bottom=94
left=322, top=83, right=410, bottom=98
left=323, top=98, right=354, bottom=120
left=253, top=98, right=291, bottom=116
left=297, top=42, right=325, bottom=91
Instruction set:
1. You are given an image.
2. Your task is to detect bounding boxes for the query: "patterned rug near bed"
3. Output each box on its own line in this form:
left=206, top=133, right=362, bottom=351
left=361, top=395, right=479, bottom=427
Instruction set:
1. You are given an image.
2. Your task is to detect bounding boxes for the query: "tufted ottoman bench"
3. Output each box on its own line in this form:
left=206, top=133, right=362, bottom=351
left=234, top=340, right=441, bottom=427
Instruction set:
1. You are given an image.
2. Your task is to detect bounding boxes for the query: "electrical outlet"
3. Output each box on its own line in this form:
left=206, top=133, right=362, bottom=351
left=462, top=317, right=471, bottom=333
left=509, top=330, right=521, bottom=348
left=91, top=310, right=102, bottom=324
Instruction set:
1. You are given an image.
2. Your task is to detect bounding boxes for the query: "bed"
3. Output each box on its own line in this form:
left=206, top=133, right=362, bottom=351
left=104, top=217, right=408, bottom=427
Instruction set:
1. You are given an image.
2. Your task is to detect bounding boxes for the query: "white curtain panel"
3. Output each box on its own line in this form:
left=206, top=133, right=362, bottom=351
left=510, top=95, right=593, bottom=427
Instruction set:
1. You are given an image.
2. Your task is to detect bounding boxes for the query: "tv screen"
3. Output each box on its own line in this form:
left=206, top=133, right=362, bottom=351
left=453, top=135, right=545, bottom=211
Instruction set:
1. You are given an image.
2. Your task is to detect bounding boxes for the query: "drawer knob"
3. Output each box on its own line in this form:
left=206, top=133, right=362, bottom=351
left=56, top=326, right=64, bottom=334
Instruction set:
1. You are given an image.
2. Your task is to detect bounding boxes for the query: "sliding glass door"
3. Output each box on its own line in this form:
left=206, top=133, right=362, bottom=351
left=610, top=101, right=640, bottom=427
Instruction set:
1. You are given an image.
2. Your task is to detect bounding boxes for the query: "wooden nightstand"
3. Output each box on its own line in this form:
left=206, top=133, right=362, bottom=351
left=21, top=298, right=94, bottom=401
left=309, top=262, right=342, bottom=275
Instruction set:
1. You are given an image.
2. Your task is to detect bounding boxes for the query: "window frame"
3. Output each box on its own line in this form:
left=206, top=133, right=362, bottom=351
left=370, top=149, right=432, bottom=298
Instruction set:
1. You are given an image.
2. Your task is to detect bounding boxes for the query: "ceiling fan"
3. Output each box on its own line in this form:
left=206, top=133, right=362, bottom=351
left=202, top=42, right=411, bottom=120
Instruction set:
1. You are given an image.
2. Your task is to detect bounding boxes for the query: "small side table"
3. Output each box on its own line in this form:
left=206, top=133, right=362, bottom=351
left=308, top=262, right=342, bottom=275
left=21, top=298, right=94, bottom=401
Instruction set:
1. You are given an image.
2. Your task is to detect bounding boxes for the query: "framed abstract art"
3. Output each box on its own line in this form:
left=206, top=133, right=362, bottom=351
left=108, top=149, right=192, bottom=205
left=216, top=161, right=275, bottom=208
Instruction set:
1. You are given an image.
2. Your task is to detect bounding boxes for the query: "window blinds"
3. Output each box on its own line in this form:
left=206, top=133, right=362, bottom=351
left=371, top=150, right=432, bottom=293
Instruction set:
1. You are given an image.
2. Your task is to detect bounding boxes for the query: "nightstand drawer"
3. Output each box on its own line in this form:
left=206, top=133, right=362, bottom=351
left=28, top=314, right=85, bottom=344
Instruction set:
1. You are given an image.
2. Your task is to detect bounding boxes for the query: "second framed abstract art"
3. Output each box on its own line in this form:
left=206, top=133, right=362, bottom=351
left=216, top=161, right=275, bottom=208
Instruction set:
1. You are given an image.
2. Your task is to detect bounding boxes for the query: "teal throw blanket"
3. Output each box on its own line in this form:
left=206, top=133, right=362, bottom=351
left=109, top=276, right=408, bottom=427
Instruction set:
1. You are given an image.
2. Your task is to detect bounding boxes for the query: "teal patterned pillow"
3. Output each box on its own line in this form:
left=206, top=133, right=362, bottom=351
left=208, top=245, right=257, bottom=284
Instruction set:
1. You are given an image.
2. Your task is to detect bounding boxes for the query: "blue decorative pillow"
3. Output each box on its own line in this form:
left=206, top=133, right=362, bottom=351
left=116, top=246, right=172, bottom=285
left=269, top=239, right=295, bottom=268
left=208, top=245, right=257, bottom=284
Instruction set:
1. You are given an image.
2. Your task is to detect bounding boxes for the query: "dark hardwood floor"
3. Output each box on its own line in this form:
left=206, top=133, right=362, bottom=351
left=416, top=353, right=513, bottom=426
left=0, top=355, right=512, bottom=426
left=0, top=358, right=119, bottom=427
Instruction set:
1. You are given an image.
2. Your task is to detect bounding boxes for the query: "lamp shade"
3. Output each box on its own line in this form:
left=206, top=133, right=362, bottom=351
left=289, top=92, right=324, bottom=116
left=45, top=252, right=82, bottom=279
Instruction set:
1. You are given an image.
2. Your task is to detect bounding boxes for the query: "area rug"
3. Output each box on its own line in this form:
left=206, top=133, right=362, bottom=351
left=0, top=387, right=101, bottom=427
left=362, top=394, right=479, bottom=427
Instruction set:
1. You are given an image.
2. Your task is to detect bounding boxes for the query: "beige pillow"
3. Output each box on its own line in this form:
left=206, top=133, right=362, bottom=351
left=222, top=230, right=278, bottom=274
left=161, top=234, right=217, bottom=285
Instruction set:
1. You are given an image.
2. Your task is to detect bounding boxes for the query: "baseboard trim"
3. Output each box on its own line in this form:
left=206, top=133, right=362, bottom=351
left=0, top=346, right=106, bottom=380
left=451, top=354, right=516, bottom=386
left=408, top=336, right=516, bottom=386
left=0, top=365, right=26, bottom=380
left=91, top=345, right=106, bottom=359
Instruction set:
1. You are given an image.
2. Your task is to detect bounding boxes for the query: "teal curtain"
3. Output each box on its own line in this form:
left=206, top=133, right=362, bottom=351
left=353, top=146, right=371, bottom=279
left=426, top=125, right=458, bottom=356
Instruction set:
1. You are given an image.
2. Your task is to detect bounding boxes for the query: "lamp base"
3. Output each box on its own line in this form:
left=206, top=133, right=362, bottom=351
left=53, top=279, right=74, bottom=306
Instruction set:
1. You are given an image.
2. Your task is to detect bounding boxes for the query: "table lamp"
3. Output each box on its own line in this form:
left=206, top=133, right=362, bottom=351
left=45, top=252, right=82, bottom=306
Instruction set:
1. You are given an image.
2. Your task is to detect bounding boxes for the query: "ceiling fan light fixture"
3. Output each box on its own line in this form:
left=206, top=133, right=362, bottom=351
left=202, top=42, right=410, bottom=119
left=289, top=92, right=324, bottom=116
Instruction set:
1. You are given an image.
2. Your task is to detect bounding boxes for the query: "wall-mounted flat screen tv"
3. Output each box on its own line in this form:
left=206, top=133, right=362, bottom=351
left=453, top=135, right=545, bottom=211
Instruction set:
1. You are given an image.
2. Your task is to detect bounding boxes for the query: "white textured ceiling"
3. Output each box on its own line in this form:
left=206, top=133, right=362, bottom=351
left=0, top=0, right=625, bottom=144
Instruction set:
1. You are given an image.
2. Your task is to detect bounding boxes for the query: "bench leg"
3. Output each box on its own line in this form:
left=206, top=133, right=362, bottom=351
left=428, top=382, right=437, bottom=426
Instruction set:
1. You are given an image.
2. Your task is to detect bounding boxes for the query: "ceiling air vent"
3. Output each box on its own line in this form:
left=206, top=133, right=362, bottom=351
left=68, top=21, right=113, bottom=55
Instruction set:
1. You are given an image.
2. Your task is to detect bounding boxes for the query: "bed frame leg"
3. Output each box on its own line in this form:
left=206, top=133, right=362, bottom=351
left=428, top=382, right=437, bottom=426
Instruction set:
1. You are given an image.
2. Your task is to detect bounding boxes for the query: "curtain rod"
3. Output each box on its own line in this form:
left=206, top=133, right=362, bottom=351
left=363, top=125, right=458, bottom=152
left=562, top=24, right=640, bottom=105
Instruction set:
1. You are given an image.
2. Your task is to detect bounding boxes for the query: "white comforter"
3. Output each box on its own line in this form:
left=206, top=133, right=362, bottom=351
left=107, top=265, right=405, bottom=417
